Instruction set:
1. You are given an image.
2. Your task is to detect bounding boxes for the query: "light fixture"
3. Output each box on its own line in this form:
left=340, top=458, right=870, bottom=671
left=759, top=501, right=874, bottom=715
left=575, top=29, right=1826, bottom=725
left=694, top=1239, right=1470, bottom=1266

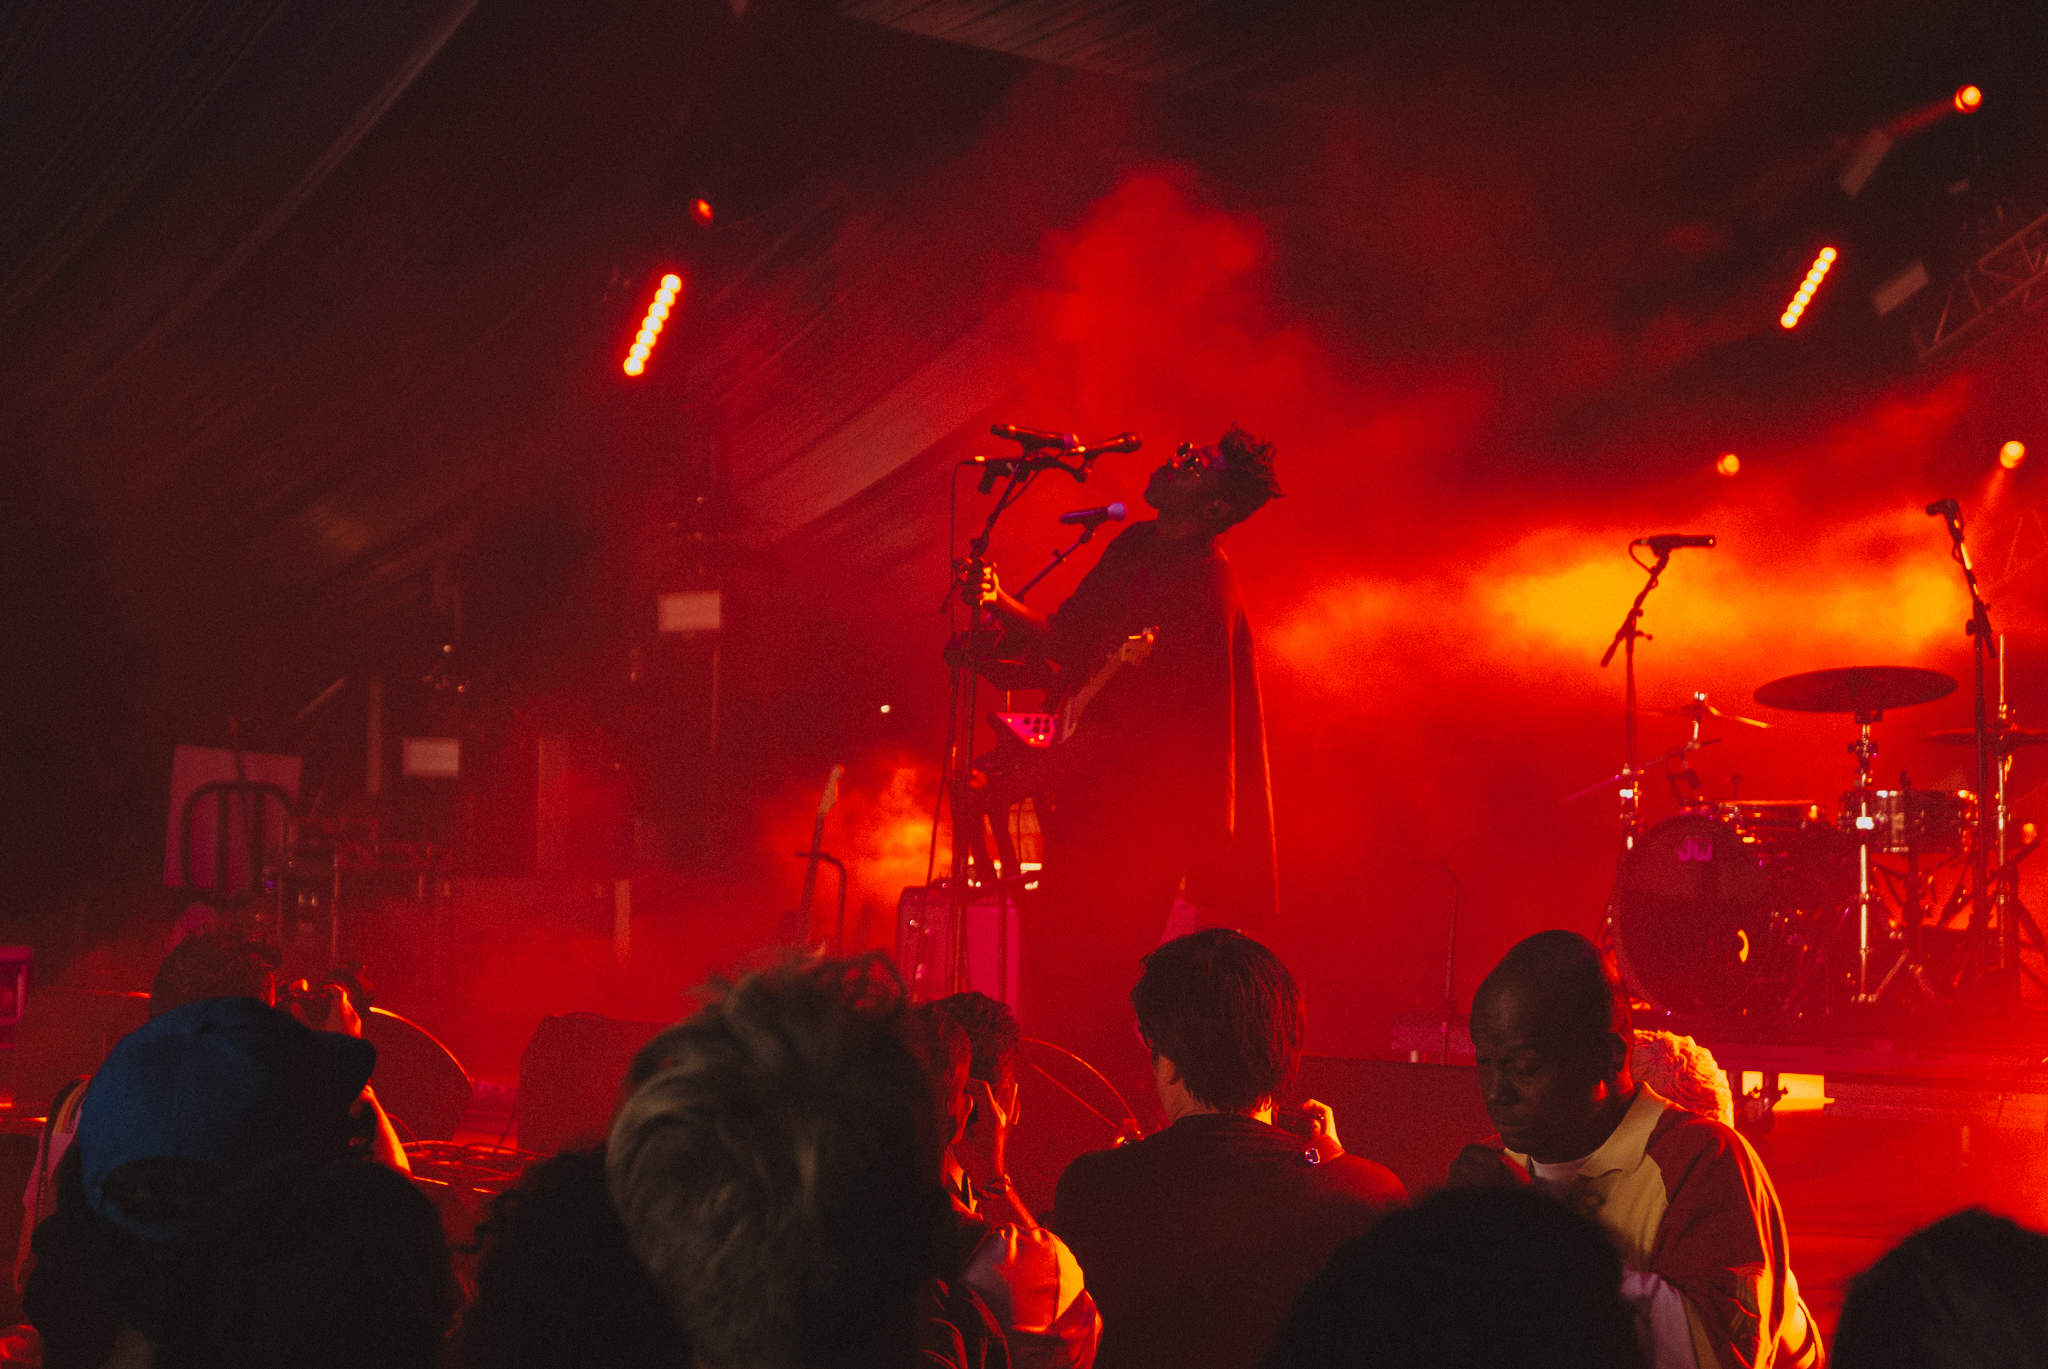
left=623, top=273, right=683, bottom=377
left=1780, top=247, right=1837, bottom=329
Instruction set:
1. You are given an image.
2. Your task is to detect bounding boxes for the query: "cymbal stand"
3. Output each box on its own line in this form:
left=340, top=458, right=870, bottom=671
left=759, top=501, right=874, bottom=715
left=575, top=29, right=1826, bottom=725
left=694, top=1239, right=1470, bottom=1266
left=1930, top=501, right=2003, bottom=990
left=1848, top=711, right=1883, bottom=1001
left=1992, top=638, right=2048, bottom=990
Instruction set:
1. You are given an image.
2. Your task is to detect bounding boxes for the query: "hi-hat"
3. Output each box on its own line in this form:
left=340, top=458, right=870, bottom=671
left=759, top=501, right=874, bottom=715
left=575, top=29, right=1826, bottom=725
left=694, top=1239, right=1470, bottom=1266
left=1754, top=666, right=1958, bottom=716
left=1925, top=725, right=2048, bottom=749
left=1645, top=697, right=1774, bottom=730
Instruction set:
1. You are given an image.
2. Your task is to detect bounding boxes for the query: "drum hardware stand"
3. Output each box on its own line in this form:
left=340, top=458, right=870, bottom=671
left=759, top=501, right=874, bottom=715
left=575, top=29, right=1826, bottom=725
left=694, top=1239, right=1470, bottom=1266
left=1848, top=710, right=1884, bottom=1001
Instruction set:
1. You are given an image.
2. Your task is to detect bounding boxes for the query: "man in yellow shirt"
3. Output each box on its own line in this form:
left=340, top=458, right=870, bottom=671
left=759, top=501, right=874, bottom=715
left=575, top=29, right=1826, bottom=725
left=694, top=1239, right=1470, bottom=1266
left=1451, top=931, right=1823, bottom=1369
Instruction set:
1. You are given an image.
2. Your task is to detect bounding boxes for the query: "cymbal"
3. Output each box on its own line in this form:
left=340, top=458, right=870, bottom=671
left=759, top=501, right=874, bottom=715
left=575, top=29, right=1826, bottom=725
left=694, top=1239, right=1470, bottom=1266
left=1754, top=666, right=1958, bottom=716
left=1645, top=698, right=1773, bottom=730
left=1925, top=725, right=2048, bottom=749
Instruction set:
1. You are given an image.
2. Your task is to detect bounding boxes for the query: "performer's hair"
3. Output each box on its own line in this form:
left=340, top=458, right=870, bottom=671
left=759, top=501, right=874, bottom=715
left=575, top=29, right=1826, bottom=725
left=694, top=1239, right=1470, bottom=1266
left=1131, top=929, right=1302, bottom=1114
left=1214, top=425, right=1283, bottom=524
left=926, top=991, right=1019, bottom=1092
left=606, top=955, right=950, bottom=1369
left=1480, top=930, right=1632, bottom=1064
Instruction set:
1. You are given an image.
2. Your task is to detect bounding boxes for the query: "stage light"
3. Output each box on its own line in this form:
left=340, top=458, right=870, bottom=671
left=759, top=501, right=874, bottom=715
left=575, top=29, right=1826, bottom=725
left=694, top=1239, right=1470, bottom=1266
left=1779, top=247, right=1837, bottom=329
left=622, top=272, right=683, bottom=377
left=690, top=197, right=715, bottom=227
left=879, top=704, right=892, bottom=714
left=2000, top=440, right=2027, bottom=470
left=1954, top=84, right=1982, bottom=112
left=1716, top=452, right=1741, bottom=477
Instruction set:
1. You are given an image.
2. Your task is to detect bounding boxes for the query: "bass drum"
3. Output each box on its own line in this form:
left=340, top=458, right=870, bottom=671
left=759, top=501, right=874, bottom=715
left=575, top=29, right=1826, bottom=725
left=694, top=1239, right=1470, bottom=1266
left=1614, top=812, right=1852, bottom=1018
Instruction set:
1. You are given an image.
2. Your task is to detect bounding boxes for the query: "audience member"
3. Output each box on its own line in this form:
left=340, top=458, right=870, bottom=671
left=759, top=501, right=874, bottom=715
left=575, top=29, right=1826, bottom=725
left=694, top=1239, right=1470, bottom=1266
left=1264, top=1184, right=1649, bottom=1369
left=23, top=995, right=379, bottom=1369
left=450, top=1146, right=690, bottom=1369
left=19, top=931, right=287, bottom=1286
left=606, top=954, right=1006, bottom=1369
left=149, top=1152, right=457, bottom=1369
left=20, top=931, right=406, bottom=1296
left=920, top=1001, right=1101, bottom=1369
left=1833, top=1208, right=2048, bottom=1369
left=1052, top=930, right=1404, bottom=1369
left=1450, top=930, right=1823, bottom=1369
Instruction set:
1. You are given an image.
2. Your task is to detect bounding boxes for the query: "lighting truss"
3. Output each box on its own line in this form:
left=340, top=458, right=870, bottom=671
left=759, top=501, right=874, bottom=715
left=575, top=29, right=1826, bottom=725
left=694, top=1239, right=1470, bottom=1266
left=1913, top=207, right=2048, bottom=364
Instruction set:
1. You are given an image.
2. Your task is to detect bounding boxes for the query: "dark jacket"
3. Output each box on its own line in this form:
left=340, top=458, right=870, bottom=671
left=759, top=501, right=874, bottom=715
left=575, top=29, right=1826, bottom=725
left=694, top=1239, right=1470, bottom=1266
left=1052, top=1114, right=1405, bottom=1369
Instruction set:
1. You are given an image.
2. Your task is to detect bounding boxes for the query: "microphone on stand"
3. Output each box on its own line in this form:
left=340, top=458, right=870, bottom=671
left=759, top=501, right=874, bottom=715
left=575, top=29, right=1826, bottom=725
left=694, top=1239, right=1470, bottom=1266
left=1926, top=498, right=1961, bottom=521
left=1633, top=533, right=1716, bottom=554
left=991, top=424, right=1077, bottom=451
left=1058, top=501, right=1126, bottom=528
left=1060, top=433, right=1143, bottom=462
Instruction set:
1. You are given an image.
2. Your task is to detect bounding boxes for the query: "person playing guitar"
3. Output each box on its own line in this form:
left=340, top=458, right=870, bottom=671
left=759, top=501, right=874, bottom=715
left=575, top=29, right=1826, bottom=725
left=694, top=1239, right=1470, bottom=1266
left=964, top=427, right=1284, bottom=1090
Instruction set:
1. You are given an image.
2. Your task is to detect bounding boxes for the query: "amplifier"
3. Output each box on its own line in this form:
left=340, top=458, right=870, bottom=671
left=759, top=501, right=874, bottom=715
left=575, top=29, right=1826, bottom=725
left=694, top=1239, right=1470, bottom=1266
left=895, top=883, right=1022, bottom=1008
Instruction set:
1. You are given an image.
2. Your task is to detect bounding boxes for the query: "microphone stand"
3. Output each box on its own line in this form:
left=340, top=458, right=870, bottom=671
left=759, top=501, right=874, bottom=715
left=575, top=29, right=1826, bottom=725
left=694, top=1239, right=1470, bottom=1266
left=1600, top=547, right=1672, bottom=852
left=1014, top=519, right=1114, bottom=599
left=935, top=431, right=1119, bottom=995
left=1933, top=505, right=2004, bottom=991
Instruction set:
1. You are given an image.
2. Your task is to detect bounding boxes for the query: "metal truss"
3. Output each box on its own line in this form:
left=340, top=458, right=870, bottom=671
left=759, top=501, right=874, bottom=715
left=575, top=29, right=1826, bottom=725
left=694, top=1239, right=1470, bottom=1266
left=1913, top=206, right=2048, bottom=364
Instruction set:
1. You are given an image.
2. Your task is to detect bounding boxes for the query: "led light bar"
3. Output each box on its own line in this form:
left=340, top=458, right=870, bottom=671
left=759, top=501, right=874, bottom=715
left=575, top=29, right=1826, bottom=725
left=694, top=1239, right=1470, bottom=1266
left=623, top=272, right=682, bottom=377
left=1779, top=247, right=1837, bottom=330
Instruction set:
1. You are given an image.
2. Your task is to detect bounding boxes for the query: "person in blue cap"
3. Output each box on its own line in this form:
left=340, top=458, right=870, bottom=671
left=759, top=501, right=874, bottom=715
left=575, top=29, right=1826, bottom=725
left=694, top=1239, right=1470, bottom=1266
left=23, top=995, right=383, bottom=1369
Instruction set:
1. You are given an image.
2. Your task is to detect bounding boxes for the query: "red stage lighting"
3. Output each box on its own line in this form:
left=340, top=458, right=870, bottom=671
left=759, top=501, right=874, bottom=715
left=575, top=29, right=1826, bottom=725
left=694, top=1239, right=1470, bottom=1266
left=1779, top=247, right=1837, bottom=329
left=1954, top=84, right=1983, bottom=112
left=1716, top=452, right=1741, bottom=477
left=622, top=273, right=683, bottom=377
left=2000, top=440, right=2026, bottom=470
left=689, top=197, right=715, bottom=227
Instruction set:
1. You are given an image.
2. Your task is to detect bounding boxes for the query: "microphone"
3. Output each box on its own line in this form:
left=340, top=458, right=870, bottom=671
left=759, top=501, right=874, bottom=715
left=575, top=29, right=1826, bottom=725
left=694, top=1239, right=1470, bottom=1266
left=1926, top=498, right=1960, bottom=520
left=992, top=424, right=1077, bottom=451
left=1059, top=501, right=1127, bottom=528
left=1060, top=433, right=1143, bottom=462
left=1633, top=533, right=1717, bottom=554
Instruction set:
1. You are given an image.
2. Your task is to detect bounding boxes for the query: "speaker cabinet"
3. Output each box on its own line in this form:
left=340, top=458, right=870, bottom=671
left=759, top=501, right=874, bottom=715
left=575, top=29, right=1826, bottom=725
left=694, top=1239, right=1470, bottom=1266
left=516, top=1013, right=667, bottom=1157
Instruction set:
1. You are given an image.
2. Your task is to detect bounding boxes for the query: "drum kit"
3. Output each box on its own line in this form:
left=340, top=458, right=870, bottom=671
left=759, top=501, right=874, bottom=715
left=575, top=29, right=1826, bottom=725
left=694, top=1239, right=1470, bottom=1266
left=1582, top=504, right=2048, bottom=1023
left=1606, top=663, right=2047, bottom=1022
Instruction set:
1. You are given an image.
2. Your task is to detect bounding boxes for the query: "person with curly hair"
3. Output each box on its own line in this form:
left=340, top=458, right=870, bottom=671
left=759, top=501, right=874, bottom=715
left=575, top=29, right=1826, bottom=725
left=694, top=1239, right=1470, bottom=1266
left=606, top=955, right=1004, bottom=1369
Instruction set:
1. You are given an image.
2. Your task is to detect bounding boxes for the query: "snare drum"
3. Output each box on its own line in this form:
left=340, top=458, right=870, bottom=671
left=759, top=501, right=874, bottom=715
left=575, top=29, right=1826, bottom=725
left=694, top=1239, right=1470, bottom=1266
left=1836, top=788, right=1976, bottom=855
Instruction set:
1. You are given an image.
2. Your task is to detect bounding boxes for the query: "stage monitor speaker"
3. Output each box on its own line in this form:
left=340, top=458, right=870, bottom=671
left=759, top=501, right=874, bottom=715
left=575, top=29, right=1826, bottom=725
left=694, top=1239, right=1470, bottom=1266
left=12, top=989, right=151, bottom=1118
left=1291, top=1056, right=1493, bottom=1200
left=517, top=1013, right=668, bottom=1157
left=895, top=884, right=1021, bottom=1007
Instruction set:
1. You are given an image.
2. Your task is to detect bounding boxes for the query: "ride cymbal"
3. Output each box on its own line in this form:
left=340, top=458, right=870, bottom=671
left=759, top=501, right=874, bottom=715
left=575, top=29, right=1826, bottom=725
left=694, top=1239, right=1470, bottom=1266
left=1754, top=666, right=1958, bottom=716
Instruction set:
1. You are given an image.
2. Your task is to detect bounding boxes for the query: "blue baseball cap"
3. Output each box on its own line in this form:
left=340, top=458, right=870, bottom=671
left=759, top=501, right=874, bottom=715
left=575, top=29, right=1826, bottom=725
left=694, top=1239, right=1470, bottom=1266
left=77, top=995, right=377, bottom=1237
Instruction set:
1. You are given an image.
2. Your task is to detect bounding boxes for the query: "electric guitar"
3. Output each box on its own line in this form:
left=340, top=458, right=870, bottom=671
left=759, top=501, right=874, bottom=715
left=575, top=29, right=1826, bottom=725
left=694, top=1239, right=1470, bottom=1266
left=778, top=764, right=842, bottom=944
left=994, top=626, right=1158, bottom=752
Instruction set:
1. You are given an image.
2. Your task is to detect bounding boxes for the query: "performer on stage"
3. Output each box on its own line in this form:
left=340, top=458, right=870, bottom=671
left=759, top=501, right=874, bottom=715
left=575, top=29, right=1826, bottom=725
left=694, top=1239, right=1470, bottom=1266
left=968, top=426, right=1282, bottom=1078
